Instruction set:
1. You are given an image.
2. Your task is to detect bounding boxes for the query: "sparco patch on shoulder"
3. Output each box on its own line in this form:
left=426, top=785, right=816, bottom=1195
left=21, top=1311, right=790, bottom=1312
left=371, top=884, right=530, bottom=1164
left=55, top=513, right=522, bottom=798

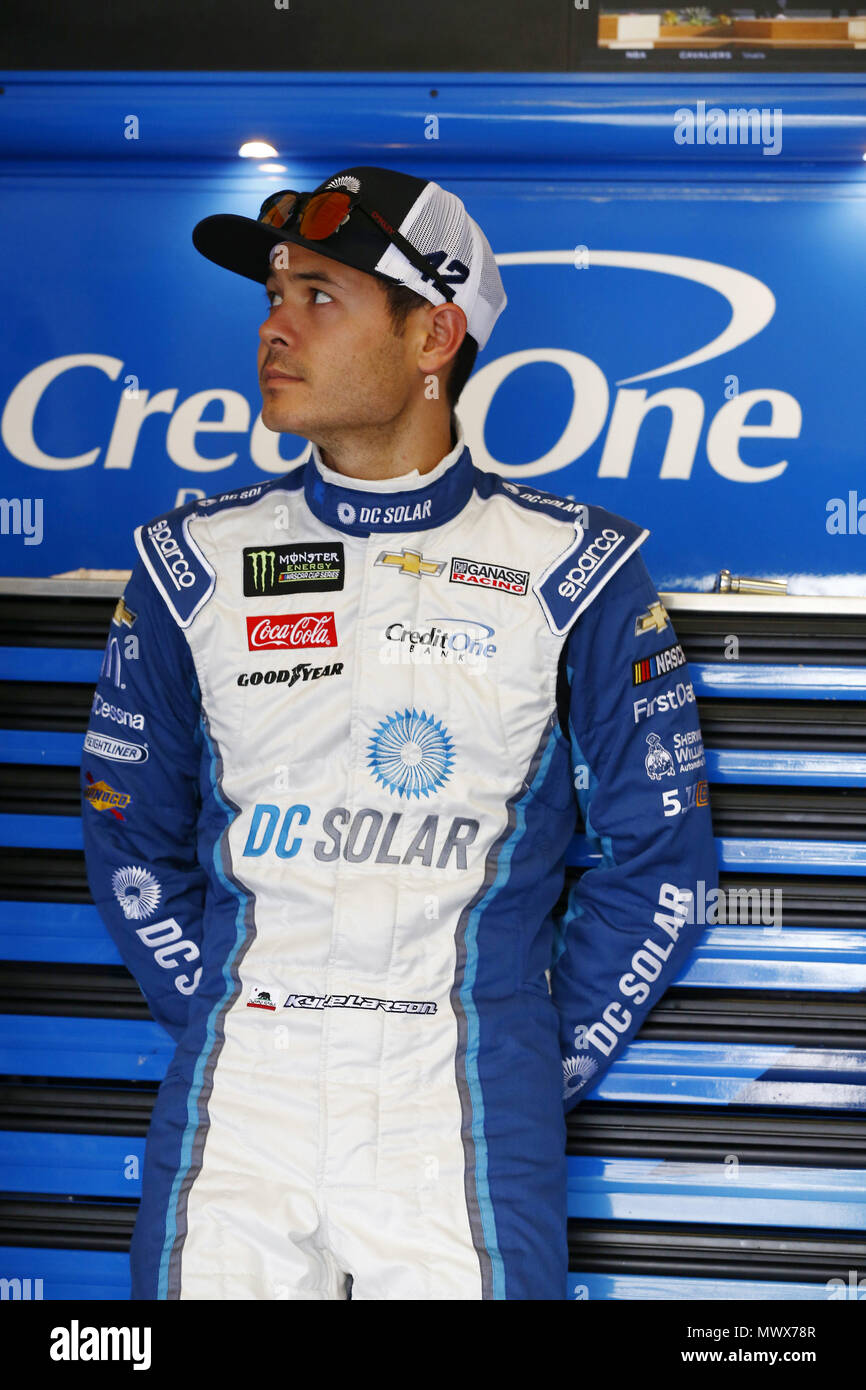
left=532, top=505, right=650, bottom=637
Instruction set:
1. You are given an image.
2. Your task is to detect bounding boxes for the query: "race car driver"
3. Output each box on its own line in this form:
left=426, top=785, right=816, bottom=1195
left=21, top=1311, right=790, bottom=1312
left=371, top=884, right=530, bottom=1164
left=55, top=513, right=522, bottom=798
left=80, top=165, right=719, bottom=1300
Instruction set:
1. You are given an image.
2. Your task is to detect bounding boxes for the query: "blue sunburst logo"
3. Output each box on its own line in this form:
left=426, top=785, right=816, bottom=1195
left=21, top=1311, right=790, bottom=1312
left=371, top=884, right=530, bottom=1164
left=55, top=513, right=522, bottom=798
left=368, top=708, right=454, bottom=798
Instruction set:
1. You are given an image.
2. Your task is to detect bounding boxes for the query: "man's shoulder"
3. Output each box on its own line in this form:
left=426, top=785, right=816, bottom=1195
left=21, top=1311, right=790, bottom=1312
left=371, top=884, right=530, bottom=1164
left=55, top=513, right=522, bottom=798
left=137, top=465, right=306, bottom=538
left=472, top=467, right=593, bottom=528
left=469, top=471, right=651, bottom=638
left=132, top=466, right=306, bottom=629
left=471, top=468, right=645, bottom=544
left=531, top=499, right=651, bottom=638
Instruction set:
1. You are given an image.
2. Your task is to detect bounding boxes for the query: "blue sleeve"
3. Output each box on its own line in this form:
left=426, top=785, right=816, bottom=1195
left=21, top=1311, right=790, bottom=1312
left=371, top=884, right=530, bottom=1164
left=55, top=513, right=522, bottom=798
left=550, top=548, right=719, bottom=1112
left=80, top=558, right=206, bottom=1042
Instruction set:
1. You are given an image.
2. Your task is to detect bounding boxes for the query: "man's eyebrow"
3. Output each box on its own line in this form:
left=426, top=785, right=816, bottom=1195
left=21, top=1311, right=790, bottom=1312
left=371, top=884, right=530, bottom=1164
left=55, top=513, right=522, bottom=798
left=265, top=269, right=345, bottom=289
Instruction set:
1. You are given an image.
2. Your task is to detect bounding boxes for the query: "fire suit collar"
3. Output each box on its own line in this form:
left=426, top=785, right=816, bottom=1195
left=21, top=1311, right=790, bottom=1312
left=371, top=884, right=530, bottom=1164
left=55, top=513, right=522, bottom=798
left=302, top=415, right=475, bottom=535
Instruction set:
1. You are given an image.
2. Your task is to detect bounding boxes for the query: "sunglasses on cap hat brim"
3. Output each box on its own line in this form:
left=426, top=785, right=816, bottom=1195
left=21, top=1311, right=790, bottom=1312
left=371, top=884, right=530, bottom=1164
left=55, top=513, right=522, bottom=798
left=258, top=188, right=457, bottom=305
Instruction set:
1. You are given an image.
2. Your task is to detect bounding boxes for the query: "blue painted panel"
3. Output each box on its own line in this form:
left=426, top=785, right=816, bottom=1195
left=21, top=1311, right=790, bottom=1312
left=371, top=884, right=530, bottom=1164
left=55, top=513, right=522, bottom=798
left=0, top=731, right=86, bottom=766
left=0, top=1016, right=172, bottom=1080
left=2, top=73, right=866, bottom=165
left=718, top=838, right=866, bottom=875
left=0, top=815, right=83, bottom=849
left=705, top=749, right=866, bottom=786
left=0, top=1247, right=130, bottom=1301
left=569, top=837, right=866, bottom=874
left=682, top=928, right=866, bottom=993
left=588, top=1042, right=866, bottom=1109
left=568, top=1272, right=847, bottom=1300
left=0, top=1132, right=144, bottom=1198
left=0, top=901, right=122, bottom=964
left=566, top=1157, right=866, bottom=1229
left=0, top=648, right=103, bottom=682
left=692, top=665, right=866, bottom=699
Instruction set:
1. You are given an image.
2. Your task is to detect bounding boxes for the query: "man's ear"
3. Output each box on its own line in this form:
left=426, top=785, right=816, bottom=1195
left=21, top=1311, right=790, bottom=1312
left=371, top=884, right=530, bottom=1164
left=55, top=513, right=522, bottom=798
left=422, top=302, right=467, bottom=371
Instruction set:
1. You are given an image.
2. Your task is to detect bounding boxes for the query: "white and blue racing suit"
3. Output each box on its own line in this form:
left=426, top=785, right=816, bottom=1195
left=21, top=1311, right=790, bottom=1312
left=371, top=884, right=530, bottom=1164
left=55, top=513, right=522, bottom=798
left=80, top=417, right=718, bottom=1300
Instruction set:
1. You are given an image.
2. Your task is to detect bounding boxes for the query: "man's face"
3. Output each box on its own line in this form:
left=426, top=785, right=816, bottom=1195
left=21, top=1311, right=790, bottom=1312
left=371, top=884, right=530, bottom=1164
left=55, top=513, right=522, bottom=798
left=258, top=241, right=421, bottom=437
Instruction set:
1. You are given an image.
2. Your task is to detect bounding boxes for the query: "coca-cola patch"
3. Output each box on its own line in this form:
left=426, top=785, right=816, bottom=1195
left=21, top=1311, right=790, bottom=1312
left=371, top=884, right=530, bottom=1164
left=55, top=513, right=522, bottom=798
left=245, top=612, right=338, bottom=651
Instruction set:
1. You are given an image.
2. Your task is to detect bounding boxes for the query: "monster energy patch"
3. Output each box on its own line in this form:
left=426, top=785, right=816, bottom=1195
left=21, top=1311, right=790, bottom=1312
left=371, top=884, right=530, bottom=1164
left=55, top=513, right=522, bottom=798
left=243, top=543, right=345, bottom=596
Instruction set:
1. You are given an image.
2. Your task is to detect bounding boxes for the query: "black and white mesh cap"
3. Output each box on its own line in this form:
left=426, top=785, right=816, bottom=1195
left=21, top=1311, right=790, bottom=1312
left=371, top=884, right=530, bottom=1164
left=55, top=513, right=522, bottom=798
left=192, top=165, right=508, bottom=351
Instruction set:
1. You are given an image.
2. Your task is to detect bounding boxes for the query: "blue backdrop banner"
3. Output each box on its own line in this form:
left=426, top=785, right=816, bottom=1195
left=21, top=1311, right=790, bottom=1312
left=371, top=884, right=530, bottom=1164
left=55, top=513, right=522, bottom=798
left=2, top=75, right=865, bottom=593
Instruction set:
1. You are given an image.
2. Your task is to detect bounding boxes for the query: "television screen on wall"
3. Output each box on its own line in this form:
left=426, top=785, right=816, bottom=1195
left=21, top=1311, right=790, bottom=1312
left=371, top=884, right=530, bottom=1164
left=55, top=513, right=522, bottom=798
left=573, top=1, right=866, bottom=70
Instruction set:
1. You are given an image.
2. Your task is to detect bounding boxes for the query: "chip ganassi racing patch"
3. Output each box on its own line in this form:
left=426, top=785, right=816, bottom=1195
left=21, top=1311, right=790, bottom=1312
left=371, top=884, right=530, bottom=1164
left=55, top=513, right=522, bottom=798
left=449, top=556, right=529, bottom=596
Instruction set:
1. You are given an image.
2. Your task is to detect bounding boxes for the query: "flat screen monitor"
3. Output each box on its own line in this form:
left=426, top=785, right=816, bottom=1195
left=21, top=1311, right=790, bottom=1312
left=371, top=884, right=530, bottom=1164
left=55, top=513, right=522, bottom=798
left=573, top=1, right=866, bottom=70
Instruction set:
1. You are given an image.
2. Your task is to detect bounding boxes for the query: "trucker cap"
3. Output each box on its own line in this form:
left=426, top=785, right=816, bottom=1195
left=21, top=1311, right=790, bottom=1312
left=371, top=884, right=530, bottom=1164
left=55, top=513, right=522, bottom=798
left=192, top=165, right=507, bottom=351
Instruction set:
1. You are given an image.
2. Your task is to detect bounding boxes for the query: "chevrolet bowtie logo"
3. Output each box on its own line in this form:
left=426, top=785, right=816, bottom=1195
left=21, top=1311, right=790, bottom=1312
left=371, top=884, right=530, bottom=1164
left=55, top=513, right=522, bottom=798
left=634, top=601, right=670, bottom=636
left=374, top=548, right=446, bottom=579
left=112, top=599, right=137, bottom=628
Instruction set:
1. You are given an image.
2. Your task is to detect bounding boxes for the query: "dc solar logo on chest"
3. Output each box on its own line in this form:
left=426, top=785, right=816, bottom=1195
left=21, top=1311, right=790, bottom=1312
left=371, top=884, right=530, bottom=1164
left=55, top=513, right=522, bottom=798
left=368, top=708, right=454, bottom=798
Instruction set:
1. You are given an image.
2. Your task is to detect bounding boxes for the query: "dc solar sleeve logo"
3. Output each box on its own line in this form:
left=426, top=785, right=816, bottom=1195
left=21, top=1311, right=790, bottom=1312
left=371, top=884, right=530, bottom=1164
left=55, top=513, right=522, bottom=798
left=368, top=708, right=454, bottom=798
left=562, top=1053, right=598, bottom=1101
left=111, top=865, right=162, bottom=920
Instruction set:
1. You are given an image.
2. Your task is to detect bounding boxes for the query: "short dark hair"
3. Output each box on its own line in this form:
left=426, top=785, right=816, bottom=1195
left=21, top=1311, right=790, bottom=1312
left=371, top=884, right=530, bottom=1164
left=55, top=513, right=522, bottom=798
left=380, top=280, right=478, bottom=411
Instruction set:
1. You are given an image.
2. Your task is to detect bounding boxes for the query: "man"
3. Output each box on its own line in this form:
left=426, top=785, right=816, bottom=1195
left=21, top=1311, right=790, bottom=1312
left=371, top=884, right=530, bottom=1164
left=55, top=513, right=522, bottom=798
left=80, top=165, right=718, bottom=1300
